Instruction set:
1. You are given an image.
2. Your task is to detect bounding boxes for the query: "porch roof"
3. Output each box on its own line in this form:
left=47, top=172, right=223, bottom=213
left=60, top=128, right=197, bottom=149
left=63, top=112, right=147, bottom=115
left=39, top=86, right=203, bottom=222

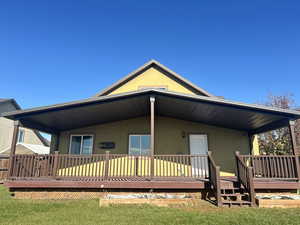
left=3, top=89, right=300, bottom=134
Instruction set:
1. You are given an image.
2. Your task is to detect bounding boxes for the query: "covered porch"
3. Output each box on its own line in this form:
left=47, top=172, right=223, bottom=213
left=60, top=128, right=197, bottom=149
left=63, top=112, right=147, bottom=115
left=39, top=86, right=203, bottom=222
left=3, top=89, right=300, bottom=206
left=6, top=152, right=300, bottom=189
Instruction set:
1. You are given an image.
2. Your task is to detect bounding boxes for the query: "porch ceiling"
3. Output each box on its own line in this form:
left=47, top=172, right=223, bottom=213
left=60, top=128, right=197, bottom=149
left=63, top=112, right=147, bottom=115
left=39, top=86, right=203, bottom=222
left=3, top=89, right=300, bottom=134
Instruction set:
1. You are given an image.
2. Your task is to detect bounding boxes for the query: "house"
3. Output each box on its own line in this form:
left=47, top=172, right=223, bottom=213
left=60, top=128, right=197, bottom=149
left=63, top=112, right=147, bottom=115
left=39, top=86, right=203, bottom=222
left=3, top=60, right=300, bottom=206
left=0, top=98, right=49, bottom=155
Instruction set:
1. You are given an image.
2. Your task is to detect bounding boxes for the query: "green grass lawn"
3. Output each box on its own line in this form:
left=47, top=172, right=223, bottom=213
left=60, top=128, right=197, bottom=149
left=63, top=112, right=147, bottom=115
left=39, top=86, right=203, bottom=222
left=1, top=186, right=300, bottom=225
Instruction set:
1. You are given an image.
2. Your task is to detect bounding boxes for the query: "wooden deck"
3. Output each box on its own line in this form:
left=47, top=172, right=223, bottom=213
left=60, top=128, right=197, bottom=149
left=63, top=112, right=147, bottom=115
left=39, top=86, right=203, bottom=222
left=4, top=153, right=300, bottom=207
left=5, top=177, right=300, bottom=190
left=4, top=153, right=300, bottom=191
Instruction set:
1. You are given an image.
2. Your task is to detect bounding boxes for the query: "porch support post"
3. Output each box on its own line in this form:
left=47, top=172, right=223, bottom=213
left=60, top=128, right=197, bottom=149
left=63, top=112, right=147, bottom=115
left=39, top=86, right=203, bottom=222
left=289, top=120, right=297, bottom=155
left=289, top=120, right=300, bottom=182
left=8, top=121, right=20, bottom=177
left=50, top=133, right=60, bottom=153
left=248, top=133, right=254, bottom=155
left=150, top=96, right=155, bottom=179
left=150, top=96, right=155, bottom=155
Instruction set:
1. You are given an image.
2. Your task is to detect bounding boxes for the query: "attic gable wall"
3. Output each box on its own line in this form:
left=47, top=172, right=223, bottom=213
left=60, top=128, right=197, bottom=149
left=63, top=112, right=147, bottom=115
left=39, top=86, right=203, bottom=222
left=108, top=67, right=199, bottom=96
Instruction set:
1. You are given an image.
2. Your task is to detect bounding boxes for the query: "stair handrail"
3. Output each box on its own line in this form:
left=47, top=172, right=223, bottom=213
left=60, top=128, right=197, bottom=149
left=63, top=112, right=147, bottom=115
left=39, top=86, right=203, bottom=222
left=207, top=151, right=222, bottom=207
left=235, top=151, right=256, bottom=206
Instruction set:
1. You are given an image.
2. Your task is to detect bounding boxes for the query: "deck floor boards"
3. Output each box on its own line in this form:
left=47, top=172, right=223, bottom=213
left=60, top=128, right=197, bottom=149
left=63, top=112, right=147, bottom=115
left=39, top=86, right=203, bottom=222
left=4, top=177, right=300, bottom=190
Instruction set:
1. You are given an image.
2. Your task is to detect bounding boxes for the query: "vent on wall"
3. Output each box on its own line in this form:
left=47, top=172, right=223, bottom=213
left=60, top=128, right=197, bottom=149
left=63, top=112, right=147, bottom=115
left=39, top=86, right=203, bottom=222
left=138, top=85, right=168, bottom=91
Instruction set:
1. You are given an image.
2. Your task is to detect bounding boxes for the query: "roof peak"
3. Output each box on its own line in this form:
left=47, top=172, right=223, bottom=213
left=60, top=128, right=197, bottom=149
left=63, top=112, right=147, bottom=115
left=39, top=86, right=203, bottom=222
left=93, top=60, right=214, bottom=97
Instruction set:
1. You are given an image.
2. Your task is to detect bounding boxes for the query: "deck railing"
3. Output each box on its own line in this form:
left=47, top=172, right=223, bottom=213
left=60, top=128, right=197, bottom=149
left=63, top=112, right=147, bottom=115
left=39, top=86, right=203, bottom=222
left=235, top=152, right=255, bottom=206
left=207, top=151, right=222, bottom=206
left=8, top=153, right=209, bottom=180
left=238, top=154, right=300, bottom=180
left=0, top=155, right=9, bottom=181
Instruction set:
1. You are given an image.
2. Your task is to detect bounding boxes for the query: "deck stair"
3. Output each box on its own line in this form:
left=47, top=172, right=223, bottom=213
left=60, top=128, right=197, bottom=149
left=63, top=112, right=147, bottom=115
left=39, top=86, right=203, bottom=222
left=208, top=151, right=256, bottom=207
left=219, top=179, right=253, bottom=207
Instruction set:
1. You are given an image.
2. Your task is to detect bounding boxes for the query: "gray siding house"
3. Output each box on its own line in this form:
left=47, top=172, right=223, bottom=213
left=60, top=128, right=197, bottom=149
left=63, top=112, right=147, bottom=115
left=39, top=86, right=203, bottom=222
left=0, top=98, right=49, bottom=155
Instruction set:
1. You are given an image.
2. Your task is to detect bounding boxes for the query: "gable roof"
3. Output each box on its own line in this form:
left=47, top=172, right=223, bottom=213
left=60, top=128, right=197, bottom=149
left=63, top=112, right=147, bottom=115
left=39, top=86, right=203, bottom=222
left=0, top=143, right=50, bottom=155
left=93, top=60, right=214, bottom=97
left=0, top=98, right=21, bottom=110
left=0, top=98, right=50, bottom=147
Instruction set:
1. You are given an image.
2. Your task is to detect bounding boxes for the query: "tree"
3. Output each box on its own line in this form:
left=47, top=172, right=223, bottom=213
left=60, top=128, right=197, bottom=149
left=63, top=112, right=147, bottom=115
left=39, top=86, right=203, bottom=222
left=258, top=94, right=299, bottom=155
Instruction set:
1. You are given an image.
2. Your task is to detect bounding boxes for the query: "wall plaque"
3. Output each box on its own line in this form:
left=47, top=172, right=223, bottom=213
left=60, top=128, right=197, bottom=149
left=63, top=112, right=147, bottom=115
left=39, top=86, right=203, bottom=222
left=99, top=142, right=115, bottom=149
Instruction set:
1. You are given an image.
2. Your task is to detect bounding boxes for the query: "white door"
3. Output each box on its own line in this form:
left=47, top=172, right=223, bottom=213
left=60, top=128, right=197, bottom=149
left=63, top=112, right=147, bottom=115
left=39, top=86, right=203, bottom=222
left=189, top=134, right=208, bottom=177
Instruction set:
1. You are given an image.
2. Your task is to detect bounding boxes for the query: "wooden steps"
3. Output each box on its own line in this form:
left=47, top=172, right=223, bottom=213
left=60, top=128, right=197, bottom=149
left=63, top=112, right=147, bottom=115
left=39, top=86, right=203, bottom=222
left=221, top=193, right=247, bottom=197
left=220, top=187, right=253, bottom=207
left=213, top=178, right=256, bottom=207
left=222, top=200, right=252, bottom=206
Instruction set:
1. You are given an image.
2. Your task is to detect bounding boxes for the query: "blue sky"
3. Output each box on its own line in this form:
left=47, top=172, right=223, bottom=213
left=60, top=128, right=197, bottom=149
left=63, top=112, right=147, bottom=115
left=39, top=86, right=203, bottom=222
left=0, top=0, right=300, bottom=109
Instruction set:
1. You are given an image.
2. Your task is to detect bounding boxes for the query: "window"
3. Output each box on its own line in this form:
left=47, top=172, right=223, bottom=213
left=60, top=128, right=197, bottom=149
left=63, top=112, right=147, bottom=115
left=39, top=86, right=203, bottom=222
left=69, top=135, right=93, bottom=155
left=17, top=130, right=25, bottom=143
left=129, top=135, right=150, bottom=156
left=138, top=86, right=167, bottom=91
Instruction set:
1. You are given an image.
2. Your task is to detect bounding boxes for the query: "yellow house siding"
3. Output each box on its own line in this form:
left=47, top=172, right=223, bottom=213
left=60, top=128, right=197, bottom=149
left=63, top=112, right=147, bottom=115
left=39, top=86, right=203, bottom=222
left=252, top=135, right=260, bottom=155
left=108, top=68, right=197, bottom=96
left=58, top=116, right=250, bottom=175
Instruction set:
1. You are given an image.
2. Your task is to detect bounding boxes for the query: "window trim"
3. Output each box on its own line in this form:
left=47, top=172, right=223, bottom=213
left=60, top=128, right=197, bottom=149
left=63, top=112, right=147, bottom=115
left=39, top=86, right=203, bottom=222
left=128, top=134, right=151, bottom=156
left=17, top=129, right=25, bottom=143
left=69, top=134, right=94, bottom=155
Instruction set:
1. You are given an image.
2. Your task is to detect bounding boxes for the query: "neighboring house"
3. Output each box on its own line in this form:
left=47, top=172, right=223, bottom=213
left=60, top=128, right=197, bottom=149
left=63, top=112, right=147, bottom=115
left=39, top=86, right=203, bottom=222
left=0, top=98, right=49, bottom=155
left=3, top=60, right=300, bottom=207
left=0, top=143, right=50, bottom=155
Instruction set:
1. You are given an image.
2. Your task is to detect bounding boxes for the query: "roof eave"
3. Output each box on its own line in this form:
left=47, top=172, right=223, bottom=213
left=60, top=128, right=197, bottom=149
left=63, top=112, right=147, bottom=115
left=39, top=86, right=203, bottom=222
left=3, top=89, right=300, bottom=121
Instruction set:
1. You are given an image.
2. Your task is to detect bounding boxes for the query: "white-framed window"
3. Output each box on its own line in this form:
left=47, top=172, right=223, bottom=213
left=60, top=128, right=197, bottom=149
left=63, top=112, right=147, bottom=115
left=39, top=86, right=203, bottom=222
left=17, top=129, right=25, bottom=143
left=69, top=135, right=93, bottom=155
left=129, top=134, right=150, bottom=156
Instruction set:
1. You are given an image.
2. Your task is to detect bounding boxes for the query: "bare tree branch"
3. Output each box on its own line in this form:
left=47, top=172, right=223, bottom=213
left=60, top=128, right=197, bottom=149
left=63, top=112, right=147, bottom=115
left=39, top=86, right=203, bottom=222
left=258, top=93, right=298, bottom=155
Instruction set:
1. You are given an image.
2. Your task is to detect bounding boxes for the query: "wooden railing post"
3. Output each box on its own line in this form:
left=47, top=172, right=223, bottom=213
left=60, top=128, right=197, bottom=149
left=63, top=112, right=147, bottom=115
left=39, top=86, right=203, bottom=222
left=207, top=151, right=212, bottom=177
left=215, top=166, right=222, bottom=207
left=294, top=155, right=300, bottom=181
left=207, top=151, right=222, bottom=207
left=236, top=152, right=256, bottom=207
left=8, top=121, right=20, bottom=178
left=52, top=151, right=59, bottom=179
left=104, top=151, right=110, bottom=179
left=135, top=156, right=139, bottom=177
left=248, top=166, right=256, bottom=206
left=8, top=155, right=16, bottom=178
left=235, top=151, right=240, bottom=180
